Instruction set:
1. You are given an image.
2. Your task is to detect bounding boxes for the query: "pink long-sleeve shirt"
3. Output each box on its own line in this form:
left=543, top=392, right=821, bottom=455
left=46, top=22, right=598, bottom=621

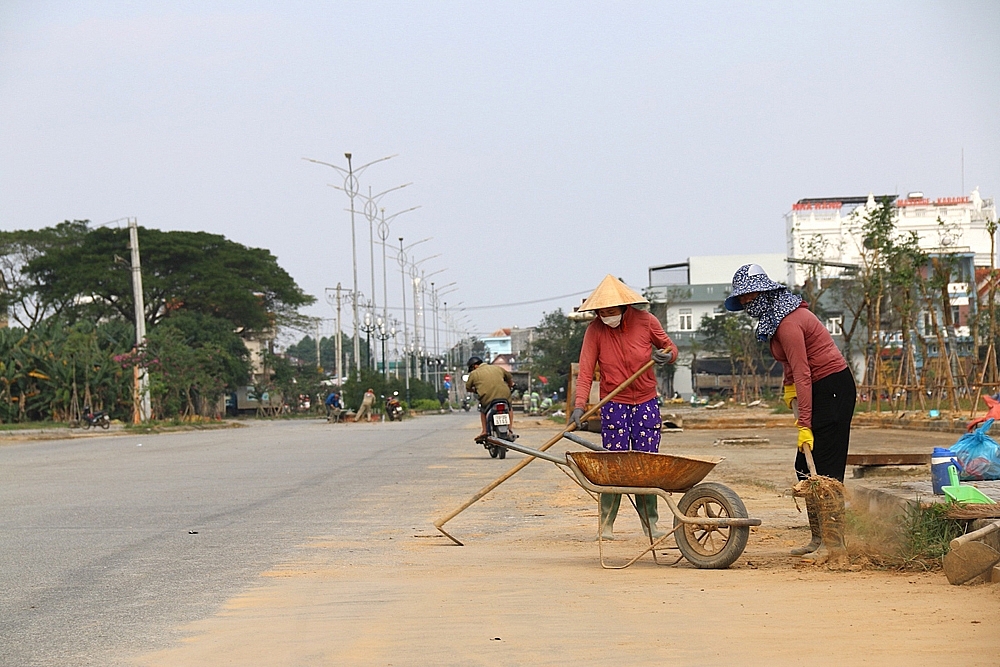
left=574, top=307, right=677, bottom=410
left=770, top=303, right=848, bottom=429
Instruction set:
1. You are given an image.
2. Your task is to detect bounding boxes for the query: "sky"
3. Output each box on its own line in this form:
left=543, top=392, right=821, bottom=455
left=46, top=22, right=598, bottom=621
left=2, top=1, right=998, bottom=352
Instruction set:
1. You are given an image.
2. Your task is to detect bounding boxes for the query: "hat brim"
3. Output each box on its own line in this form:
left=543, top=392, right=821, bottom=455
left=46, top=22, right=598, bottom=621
left=579, top=274, right=648, bottom=311
left=724, top=286, right=785, bottom=312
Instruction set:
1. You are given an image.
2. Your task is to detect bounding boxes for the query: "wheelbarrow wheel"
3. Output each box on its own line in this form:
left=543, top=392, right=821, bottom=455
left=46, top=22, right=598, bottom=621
left=673, top=482, right=750, bottom=569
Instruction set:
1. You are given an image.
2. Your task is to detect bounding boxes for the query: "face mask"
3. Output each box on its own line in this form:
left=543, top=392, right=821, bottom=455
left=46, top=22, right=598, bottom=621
left=600, top=313, right=622, bottom=328
left=744, top=294, right=767, bottom=319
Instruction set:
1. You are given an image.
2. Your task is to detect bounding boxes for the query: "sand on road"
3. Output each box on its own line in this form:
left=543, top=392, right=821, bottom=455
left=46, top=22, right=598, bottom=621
left=138, top=418, right=1000, bottom=666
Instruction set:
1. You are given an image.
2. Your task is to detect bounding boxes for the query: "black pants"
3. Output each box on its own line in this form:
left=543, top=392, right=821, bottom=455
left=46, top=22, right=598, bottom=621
left=794, top=368, right=856, bottom=483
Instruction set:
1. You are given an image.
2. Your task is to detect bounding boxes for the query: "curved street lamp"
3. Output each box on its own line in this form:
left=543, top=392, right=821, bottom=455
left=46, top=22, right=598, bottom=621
left=304, top=152, right=395, bottom=377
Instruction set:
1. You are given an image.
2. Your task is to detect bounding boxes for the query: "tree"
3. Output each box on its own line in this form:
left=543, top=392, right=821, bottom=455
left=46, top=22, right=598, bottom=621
left=134, top=313, right=251, bottom=418
left=24, top=222, right=314, bottom=331
left=698, top=312, right=773, bottom=401
left=285, top=332, right=365, bottom=373
left=0, top=221, right=89, bottom=330
left=527, top=309, right=588, bottom=393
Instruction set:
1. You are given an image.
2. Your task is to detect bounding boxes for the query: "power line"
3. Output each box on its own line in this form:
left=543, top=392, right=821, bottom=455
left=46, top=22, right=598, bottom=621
left=316, top=289, right=591, bottom=314
left=458, top=290, right=592, bottom=311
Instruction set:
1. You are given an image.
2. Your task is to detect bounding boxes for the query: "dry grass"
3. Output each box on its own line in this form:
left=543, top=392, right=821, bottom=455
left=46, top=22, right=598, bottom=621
left=847, top=500, right=966, bottom=571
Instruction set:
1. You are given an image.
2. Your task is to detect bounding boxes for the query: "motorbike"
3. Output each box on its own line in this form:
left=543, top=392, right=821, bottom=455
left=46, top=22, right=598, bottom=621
left=81, top=406, right=111, bottom=430
left=480, top=398, right=516, bottom=459
left=461, top=395, right=472, bottom=412
left=385, top=392, right=404, bottom=421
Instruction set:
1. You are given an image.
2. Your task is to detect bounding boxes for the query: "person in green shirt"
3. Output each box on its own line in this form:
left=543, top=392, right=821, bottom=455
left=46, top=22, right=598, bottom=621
left=465, top=356, right=514, bottom=439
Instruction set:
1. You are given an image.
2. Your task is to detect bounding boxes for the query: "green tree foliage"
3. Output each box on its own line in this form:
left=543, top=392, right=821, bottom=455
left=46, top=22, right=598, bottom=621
left=0, top=320, right=134, bottom=422
left=340, top=368, right=436, bottom=411
left=527, top=309, right=588, bottom=392
left=284, top=333, right=366, bottom=373
left=698, top=311, right=775, bottom=401
left=0, top=220, right=310, bottom=422
left=123, top=312, right=252, bottom=418
left=0, top=221, right=90, bottom=329
left=23, top=222, right=314, bottom=330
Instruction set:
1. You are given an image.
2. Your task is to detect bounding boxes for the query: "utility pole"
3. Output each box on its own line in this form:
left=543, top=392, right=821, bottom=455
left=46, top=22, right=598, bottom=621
left=412, top=271, right=421, bottom=381
left=397, top=238, right=411, bottom=405
left=336, top=283, right=343, bottom=387
left=315, top=321, right=322, bottom=371
left=127, top=218, right=150, bottom=422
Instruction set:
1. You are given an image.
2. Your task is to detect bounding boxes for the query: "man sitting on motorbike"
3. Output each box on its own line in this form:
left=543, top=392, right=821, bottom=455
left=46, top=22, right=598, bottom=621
left=465, top=356, right=514, bottom=440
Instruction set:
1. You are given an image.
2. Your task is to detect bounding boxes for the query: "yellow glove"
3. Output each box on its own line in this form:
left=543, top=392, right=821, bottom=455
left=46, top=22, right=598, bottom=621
left=797, top=426, right=814, bottom=452
left=782, top=384, right=797, bottom=409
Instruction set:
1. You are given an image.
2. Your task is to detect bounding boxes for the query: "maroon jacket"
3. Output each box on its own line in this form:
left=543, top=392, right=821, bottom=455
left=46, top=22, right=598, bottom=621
left=771, top=304, right=848, bottom=429
left=574, top=306, right=677, bottom=410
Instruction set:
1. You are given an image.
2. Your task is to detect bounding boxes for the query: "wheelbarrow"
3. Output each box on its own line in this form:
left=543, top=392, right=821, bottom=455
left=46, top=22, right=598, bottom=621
left=484, top=434, right=761, bottom=570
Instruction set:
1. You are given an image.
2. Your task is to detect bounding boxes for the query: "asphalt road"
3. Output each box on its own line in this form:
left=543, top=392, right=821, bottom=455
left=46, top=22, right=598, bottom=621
left=0, top=415, right=468, bottom=667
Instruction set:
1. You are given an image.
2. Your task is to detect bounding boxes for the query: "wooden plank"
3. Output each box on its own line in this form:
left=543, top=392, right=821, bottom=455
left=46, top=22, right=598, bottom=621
left=847, top=453, right=930, bottom=466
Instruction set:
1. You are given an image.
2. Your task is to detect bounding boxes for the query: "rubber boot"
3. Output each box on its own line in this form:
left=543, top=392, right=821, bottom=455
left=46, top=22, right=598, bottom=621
left=598, top=493, right=621, bottom=541
left=802, top=483, right=850, bottom=569
left=790, top=496, right=822, bottom=556
left=638, top=495, right=665, bottom=539
left=818, top=491, right=849, bottom=569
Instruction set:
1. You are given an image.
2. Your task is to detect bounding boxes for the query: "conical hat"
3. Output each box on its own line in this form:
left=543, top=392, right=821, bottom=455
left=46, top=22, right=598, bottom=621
left=578, top=274, right=648, bottom=311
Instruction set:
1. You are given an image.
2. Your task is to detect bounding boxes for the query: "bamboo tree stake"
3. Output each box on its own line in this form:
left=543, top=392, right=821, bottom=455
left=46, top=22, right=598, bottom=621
left=433, top=359, right=656, bottom=546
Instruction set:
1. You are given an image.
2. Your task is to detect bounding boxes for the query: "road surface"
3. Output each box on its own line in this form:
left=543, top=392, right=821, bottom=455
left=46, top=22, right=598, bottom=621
left=2, top=414, right=998, bottom=666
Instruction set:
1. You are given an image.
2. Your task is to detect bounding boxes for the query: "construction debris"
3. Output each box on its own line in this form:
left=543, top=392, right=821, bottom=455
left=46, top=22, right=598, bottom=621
left=713, top=436, right=770, bottom=446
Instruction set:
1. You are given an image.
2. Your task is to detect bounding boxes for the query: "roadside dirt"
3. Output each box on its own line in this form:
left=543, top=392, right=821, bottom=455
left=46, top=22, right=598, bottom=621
left=138, top=419, right=1000, bottom=666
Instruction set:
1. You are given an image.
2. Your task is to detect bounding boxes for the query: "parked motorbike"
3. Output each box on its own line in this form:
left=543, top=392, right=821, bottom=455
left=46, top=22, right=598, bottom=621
left=385, top=392, right=404, bottom=421
left=481, top=398, right=516, bottom=459
left=81, top=406, right=111, bottom=430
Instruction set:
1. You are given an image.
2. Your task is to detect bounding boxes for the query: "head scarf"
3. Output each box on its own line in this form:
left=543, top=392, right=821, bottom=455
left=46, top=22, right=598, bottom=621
left=744, top=290, right=803, bottom=341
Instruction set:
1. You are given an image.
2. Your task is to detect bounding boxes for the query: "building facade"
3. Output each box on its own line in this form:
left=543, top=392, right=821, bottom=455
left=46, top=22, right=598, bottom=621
left=647, top=254, right=789, bottom=397
left=786, top=188, right=996, bottom=286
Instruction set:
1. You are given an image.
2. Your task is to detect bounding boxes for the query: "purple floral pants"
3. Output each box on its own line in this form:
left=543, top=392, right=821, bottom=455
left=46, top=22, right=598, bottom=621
left=600, top=398, right=661, bottom=452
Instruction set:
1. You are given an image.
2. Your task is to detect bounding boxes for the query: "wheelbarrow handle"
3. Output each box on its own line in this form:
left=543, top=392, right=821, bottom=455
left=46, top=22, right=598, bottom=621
left=560, top=431, right=605, bottom=452
left=483, top=437, right=566, bottom=465
left=433, top=359, right=656, bottom=545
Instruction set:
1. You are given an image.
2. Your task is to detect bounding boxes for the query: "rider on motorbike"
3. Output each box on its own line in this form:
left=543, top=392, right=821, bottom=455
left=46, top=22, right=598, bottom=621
left=465, top=356, right=514, bottom=440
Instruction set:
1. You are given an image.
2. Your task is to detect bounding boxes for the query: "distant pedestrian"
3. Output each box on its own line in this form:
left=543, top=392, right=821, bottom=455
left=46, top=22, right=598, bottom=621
left=324, top=391, right=343, bottom=422
left=355, top=388, right=376, bottom=423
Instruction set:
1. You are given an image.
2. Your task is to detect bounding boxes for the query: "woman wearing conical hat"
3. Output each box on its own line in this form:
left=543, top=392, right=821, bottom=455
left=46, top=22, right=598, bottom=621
left=571, top=275, right=678, bottom=541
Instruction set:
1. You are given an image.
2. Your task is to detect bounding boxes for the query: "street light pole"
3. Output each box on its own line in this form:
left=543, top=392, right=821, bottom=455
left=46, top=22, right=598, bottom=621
left=377, top=205, right=419, bottom=369
left=303, top=152, right=395, bottom=378
left=397, top=238, right=411, bottom=406
left=360, top=310, right=377, bottom=372
left=345, top=154, right=361, bottom=377
left=361, top=184, right=411, bottom=327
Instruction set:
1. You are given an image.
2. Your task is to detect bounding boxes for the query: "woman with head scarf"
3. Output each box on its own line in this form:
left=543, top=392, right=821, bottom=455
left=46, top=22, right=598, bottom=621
left=725, top=263, right=856, bottom=558
left=571, top=275, right=678, bottom=541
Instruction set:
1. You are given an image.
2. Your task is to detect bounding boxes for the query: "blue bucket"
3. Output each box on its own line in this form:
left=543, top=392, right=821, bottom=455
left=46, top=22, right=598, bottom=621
left=931, top=447, right=958, bottom=495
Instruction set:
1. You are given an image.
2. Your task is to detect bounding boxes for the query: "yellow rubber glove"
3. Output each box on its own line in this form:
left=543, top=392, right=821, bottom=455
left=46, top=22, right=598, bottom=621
left=797, top=426, right=814, bottom=452
left=782, top=384, right=797, bottom=409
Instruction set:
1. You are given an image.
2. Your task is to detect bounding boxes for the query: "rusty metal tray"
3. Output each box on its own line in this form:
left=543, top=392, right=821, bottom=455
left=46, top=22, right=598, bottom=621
left=567, top=450, right=723, bottom=492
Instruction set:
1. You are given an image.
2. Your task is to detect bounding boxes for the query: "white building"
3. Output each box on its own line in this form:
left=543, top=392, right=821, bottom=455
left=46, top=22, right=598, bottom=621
left=647, top=254, right=789, bottom=396
left=786, top=188, right=997, bottom=286
left=648, top=254, right=788, bottom=333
